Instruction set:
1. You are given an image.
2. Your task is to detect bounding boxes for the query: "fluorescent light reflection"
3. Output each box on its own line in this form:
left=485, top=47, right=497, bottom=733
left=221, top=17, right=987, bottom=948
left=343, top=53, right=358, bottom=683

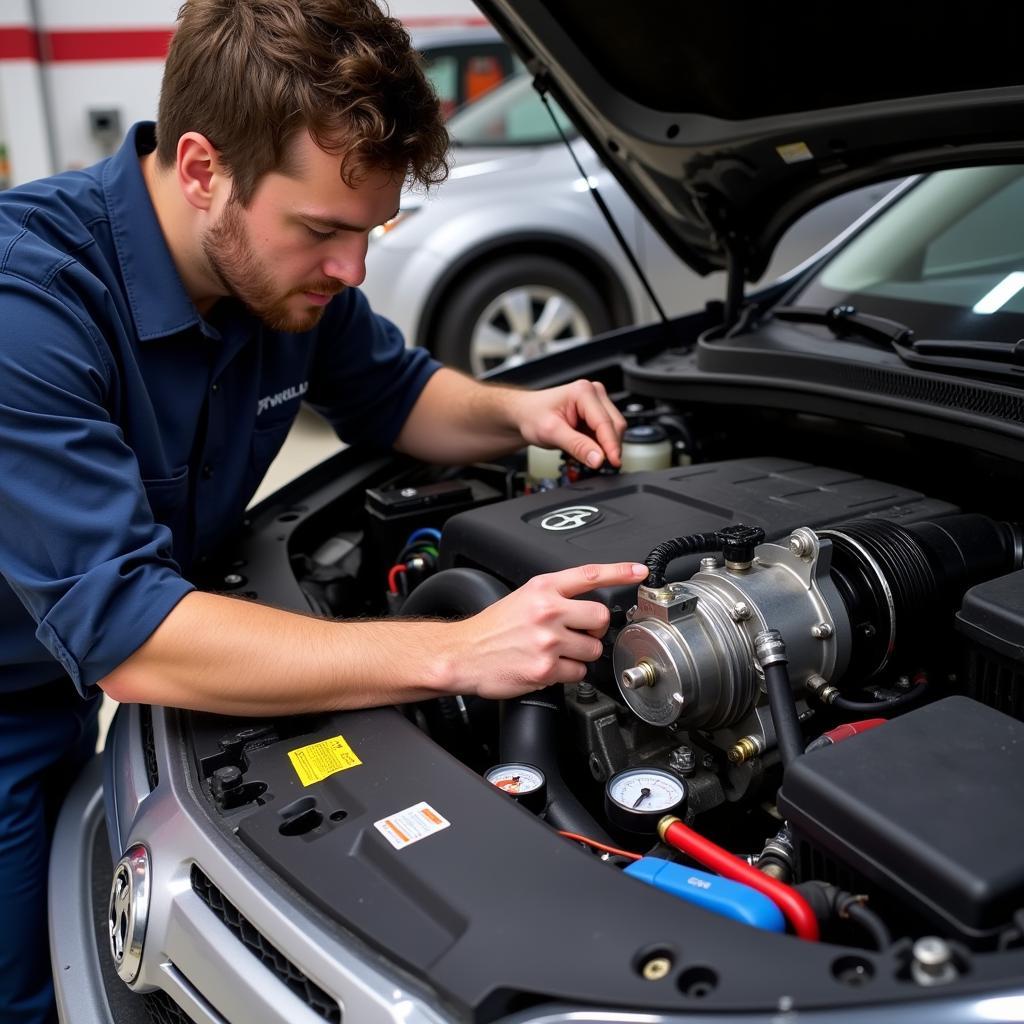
left=973, top=272, right=1024, bottom=314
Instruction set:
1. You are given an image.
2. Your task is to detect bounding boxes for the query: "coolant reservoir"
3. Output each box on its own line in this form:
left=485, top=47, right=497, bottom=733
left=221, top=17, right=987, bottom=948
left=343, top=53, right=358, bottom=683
left=620, top=425, right=672, bottom=473
left=527, top=445, right=563, bottom=484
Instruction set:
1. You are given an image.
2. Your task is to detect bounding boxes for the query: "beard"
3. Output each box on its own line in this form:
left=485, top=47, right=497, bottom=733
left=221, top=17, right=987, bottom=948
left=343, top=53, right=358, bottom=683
left=201, top=200, right=343, bottom=332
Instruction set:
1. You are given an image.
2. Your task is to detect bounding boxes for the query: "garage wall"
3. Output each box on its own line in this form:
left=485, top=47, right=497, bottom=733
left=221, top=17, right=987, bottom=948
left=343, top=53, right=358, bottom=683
left=0, top=0, right=485, bottom=183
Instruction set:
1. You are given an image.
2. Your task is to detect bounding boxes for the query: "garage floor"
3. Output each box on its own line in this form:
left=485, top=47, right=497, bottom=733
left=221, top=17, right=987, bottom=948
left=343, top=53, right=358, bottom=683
left=96, top=407, right=345, bottom=748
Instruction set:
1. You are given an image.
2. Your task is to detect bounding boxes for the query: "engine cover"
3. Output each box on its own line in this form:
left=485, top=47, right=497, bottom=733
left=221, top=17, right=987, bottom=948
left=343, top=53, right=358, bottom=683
left=439, top=457, right=956, bottom=610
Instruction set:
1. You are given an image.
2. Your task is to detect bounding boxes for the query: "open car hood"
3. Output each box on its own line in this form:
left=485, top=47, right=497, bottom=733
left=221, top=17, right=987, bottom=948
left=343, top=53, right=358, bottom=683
left=475, top=1, right=1024, bottom=280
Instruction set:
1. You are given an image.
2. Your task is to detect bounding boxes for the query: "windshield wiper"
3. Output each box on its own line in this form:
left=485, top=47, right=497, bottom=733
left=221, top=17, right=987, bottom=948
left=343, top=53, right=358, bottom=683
left=771, top=304, right=914, bottom=347
left=903, top=338, right=1024, bottom=364
left=771, top=303, right=1024, bottom=381
left=891, top=336, right=1024, bottom=380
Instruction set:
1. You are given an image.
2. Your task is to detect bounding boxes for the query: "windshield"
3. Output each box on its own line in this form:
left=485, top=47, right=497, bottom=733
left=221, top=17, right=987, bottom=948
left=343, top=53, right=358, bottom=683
left=448, top=72, right=576, bottom=147
left=794, top=166, right=1024, bottom=344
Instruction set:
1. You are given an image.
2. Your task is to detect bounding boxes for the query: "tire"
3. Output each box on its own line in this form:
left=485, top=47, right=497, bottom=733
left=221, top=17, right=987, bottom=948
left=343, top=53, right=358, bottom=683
left=434, top=255, right=614, bottom=376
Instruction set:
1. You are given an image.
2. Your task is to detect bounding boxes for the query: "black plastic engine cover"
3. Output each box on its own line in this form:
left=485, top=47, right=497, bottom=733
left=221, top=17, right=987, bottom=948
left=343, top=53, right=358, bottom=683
left=440, top=457, right=957, bottom=609
left=780, top=696, right=1024, bottom=944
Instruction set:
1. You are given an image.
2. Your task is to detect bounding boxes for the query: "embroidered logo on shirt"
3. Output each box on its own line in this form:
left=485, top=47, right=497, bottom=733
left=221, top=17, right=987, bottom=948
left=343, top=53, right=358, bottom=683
left=257, top=381, right=308, bottom=416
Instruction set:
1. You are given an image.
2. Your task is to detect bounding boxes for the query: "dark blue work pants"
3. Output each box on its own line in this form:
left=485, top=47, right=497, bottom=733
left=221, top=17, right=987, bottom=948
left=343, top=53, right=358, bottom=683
left=0, top=682, right=100, bottom=1024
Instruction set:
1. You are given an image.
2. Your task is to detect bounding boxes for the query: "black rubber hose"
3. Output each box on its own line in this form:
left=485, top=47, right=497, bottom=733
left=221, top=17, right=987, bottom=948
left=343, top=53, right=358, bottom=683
left=402, top=568, right=613, bottom=841
left=644, top=532, right=722, bottom=588
left=500, top=687, right=615, bottom=842
left=845, top=900, right=892, bottom=951
left=400, top=567, right=510, bottom=617
left=400, top=569, right=509, bottom=756
left=764, top=660, right=804, bottom=770
left=831, top=677, right=929, bottom=716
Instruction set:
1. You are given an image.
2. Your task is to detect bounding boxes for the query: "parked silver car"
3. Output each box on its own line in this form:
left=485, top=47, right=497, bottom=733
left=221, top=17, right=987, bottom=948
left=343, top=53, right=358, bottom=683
left=363, top=72, right=890, bottom=375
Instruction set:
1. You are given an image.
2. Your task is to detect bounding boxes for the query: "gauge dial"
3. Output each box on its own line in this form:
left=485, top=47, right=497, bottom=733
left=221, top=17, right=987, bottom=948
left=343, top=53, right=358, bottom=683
left=605, top=767, right=687, bottom=833
left=485, top=763, right=547, bottom=813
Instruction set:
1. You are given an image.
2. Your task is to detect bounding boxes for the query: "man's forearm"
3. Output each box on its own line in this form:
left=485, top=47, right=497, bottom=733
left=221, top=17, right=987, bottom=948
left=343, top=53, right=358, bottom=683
left=395, top=368, right=626, bottom=469
left=394, top=367, right=526, bottom=463
left=98, top=591, right=459, bottom=715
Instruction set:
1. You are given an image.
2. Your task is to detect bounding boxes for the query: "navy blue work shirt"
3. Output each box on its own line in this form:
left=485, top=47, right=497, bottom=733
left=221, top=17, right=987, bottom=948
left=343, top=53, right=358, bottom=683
left=0, top=122, right=440, bottom=697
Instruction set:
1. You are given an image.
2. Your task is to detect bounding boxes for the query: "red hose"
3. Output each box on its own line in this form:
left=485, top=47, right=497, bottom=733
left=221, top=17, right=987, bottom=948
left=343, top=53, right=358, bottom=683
left=659, top=817, right=819, bottom=941
left=821, top=718, right=886, bottom=745
left=387, top=563, right=407, bottom=594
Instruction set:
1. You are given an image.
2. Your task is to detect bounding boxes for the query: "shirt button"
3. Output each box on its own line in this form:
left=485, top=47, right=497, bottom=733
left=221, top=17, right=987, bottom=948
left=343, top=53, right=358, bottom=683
left=202, top=464, right=214, bottom=479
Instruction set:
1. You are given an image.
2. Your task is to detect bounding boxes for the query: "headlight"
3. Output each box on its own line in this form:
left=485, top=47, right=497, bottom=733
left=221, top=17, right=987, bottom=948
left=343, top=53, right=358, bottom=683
left=369, top=206, right=420, bottom=241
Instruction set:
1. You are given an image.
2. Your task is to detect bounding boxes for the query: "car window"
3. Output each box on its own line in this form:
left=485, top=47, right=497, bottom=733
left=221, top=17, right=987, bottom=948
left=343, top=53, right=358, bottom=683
left=420, top=43, right=515, bottom=119
left=424, top=55, right=460, bottom=118
left=448, top=73, right=576, bottom=146
left=796, top=166, right=1024, bottom=340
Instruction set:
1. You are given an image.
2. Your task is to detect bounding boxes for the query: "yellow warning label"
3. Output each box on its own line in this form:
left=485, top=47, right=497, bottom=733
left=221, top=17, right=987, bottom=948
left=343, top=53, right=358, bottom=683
left=288, top=735, right=362, bottom=787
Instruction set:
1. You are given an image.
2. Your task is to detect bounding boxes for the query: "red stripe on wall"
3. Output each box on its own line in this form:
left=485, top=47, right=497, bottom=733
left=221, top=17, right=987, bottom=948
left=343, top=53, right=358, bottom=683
left=0, top=27, right=40, bottom=61
left=45, top=29, right=174, bottom=62
left=0, top=17, right=487, bottom=64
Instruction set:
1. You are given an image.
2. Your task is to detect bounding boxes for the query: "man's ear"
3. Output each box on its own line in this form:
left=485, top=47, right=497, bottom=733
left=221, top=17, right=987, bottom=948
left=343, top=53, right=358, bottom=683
left=175, top=132, right=228, bottom=212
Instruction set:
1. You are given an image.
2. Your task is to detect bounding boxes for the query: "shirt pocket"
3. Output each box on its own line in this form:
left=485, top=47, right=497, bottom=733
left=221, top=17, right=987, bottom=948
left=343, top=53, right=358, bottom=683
left=248, top=417, right=295, bottom=496
left=141, top=465, right=190, bottom=554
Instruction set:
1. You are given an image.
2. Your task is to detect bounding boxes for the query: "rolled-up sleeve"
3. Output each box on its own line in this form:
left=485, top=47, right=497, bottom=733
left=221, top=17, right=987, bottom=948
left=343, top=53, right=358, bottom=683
left=306, top=287, right=441, bottom=449
left=0, top=276, right=194, bottom=695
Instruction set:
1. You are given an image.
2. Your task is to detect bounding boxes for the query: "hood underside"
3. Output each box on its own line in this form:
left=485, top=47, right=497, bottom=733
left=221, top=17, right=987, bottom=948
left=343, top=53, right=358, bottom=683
left=475, top=1, right=1024, bottom=279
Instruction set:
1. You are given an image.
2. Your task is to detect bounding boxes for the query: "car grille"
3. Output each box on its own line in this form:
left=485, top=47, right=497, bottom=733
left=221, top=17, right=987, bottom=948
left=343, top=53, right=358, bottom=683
left=190, top=866, right=342, bottom=1023
left=140, top=704, right=159, bottom=790
left=143, top=990, right=192, bottom=1024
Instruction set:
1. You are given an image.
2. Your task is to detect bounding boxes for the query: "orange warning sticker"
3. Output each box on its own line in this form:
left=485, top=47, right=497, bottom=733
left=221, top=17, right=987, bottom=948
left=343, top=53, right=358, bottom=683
left=374, top=801, right=450, bottom=850
left=287, top=735, right=362, bottom=787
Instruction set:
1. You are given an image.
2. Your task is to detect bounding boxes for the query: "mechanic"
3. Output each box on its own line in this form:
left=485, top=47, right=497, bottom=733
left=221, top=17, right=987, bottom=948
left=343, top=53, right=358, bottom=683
left=0, top=2, right=647, bottom=1021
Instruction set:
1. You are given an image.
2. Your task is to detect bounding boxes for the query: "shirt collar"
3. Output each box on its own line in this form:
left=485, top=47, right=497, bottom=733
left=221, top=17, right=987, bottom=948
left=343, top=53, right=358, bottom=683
left=102, top=121, right=203, bottom=342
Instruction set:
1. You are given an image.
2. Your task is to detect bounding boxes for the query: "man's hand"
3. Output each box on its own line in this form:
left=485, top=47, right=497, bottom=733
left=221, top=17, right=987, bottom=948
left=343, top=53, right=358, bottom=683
left=513, top=379, right=628, bottom=469
left=443, top=561, right=648, bottom=700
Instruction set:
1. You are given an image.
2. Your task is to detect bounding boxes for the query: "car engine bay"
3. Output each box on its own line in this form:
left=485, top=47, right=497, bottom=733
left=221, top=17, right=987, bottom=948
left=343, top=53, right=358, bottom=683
left=171, top=376, right=1024, bottom=1018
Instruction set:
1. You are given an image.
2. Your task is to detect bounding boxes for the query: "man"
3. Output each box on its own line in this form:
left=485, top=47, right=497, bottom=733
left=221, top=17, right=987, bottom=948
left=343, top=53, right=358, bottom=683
left=0, top=2, right=646, bottom=1020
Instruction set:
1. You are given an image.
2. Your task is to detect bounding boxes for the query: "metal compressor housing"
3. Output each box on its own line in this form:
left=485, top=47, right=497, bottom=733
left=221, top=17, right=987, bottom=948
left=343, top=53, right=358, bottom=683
left=613, top=529, right=852, bottom=728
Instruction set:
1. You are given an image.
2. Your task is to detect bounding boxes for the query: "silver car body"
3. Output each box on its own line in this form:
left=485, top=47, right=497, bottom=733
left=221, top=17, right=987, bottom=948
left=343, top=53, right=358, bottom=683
left=361, top=75, right=890, bottom=373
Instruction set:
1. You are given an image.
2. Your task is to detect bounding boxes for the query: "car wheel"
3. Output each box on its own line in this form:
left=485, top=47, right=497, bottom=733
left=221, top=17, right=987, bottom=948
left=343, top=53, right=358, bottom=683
left=435, top=255, right=614, bottom=376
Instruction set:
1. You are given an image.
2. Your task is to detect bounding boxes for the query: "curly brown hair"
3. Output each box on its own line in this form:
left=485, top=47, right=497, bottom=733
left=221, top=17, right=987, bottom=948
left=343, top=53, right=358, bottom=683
left=156, top=0, right=450, bottom=204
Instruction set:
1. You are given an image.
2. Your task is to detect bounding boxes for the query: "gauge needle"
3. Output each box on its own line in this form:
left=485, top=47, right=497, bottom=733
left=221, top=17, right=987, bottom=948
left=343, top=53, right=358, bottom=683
left=632, top=787, right=651, bottom=808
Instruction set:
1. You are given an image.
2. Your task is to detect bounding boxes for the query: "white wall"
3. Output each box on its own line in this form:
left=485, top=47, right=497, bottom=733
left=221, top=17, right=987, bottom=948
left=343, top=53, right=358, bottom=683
left=0, top=0, right=486, bottom=181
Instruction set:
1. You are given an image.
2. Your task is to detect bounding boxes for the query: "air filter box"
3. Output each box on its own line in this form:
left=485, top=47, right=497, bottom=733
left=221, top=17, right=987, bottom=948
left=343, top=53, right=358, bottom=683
left=778, top=696, right=1024, bottom=945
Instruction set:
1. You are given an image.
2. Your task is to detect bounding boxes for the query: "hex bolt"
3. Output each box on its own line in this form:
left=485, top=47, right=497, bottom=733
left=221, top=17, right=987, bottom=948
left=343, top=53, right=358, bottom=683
left=700, top=555, right=723, bottom=571
left=731, top=601, right=752, bottom=622
left=811, top=622, right=833, bottom=639
left=668, top=745, right=696, bottom=776
left=641, top=956, right=672, bottom=981
left=575, top=681, right=597, bottom=704
left=223, top=573, right=245, bottom=587
left=701, top=753, right=717, bottom=771
left=788, top=528, right=817, bottom=559
left=621, top=662, right=657, bottom=689
left=911, top=936, right=958, bottom=986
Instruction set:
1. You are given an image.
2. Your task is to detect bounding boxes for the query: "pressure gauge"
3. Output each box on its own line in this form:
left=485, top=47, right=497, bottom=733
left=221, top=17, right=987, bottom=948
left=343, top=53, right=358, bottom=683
left=485, top=763, right=547, bottom=813
left=605, top=767, right=688, bottom=833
